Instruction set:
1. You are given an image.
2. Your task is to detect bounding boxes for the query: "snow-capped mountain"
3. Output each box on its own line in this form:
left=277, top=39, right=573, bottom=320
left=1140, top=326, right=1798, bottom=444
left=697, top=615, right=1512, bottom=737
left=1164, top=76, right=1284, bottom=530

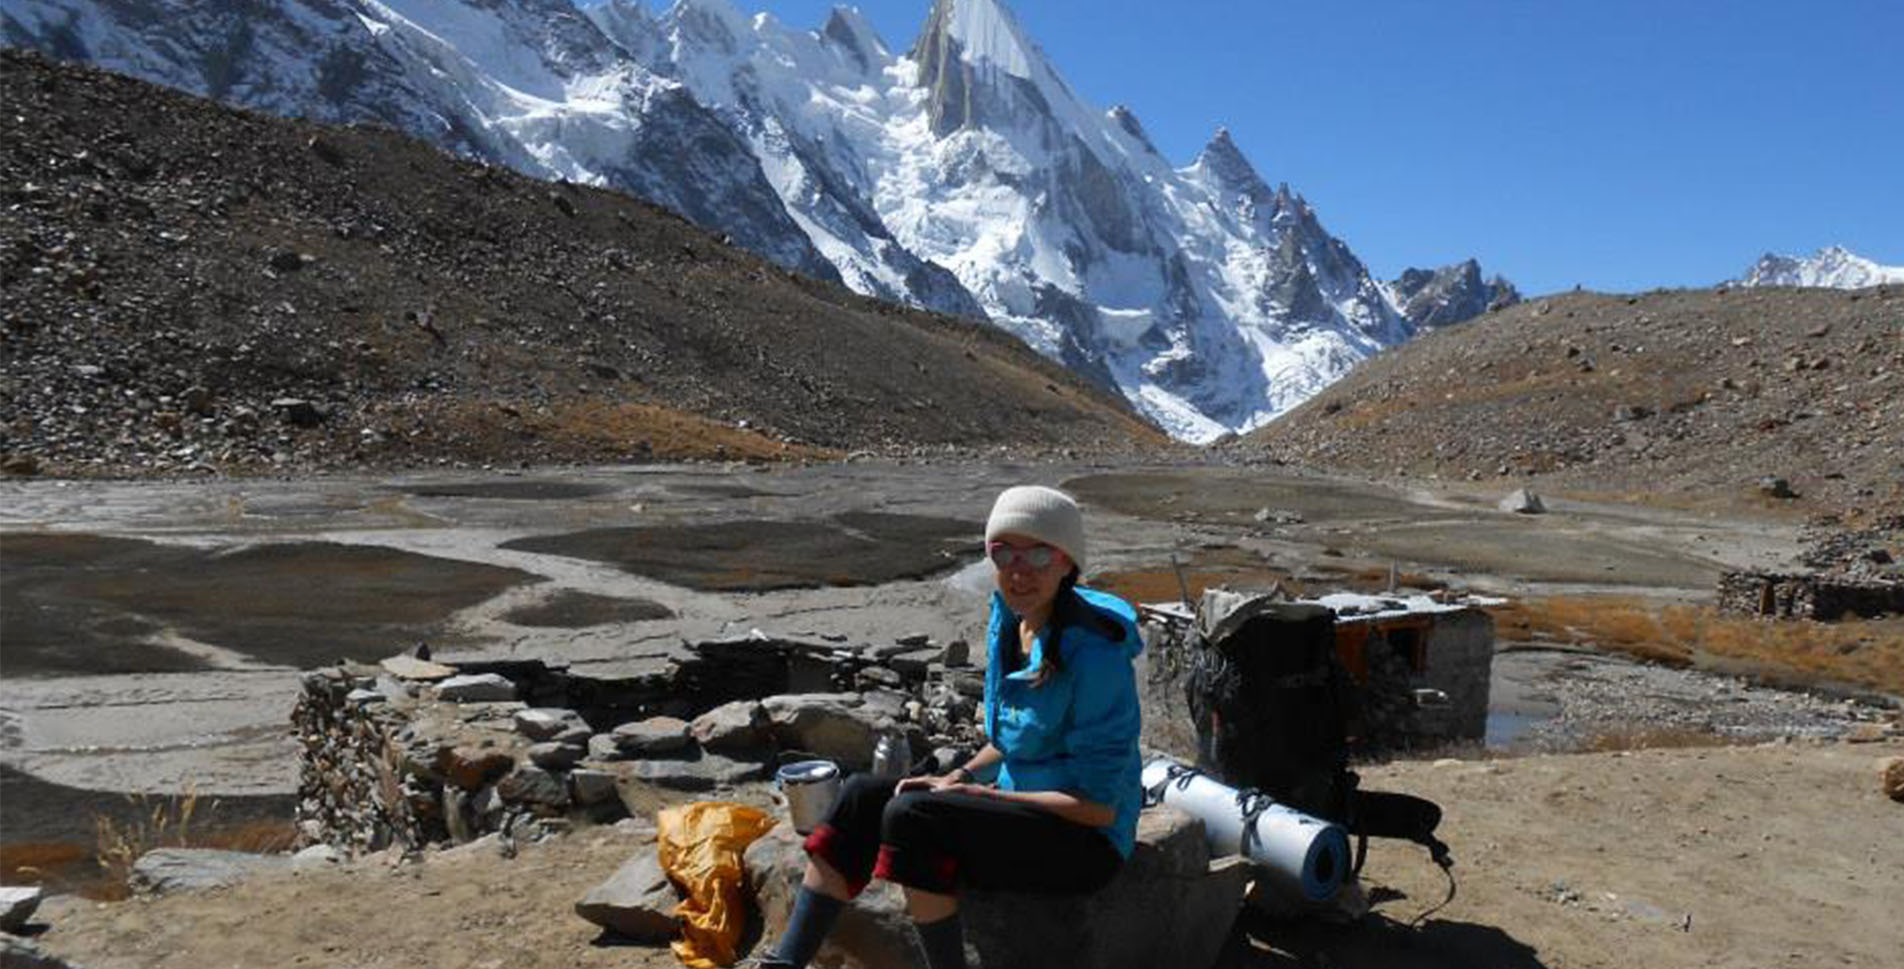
left=1733, top=246, right=1904, bottom=290
left=3, top=0, right=1512, bottom=441
left=1388, top=260, right=1520, bottom=329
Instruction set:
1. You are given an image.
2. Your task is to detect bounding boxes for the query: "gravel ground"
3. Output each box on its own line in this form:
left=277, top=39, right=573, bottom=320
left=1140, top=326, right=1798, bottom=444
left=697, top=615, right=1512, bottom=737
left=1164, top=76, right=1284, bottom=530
left=1490, top=646, right=1900, bottom=755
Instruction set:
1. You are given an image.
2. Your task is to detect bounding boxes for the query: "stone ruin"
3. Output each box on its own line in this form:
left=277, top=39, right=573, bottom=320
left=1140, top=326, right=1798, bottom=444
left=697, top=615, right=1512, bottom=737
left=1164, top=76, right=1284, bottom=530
left=1717, top=571, right=1904, bottom=621
left=1137, top=590, right=1496, bottom=763
left=292, top=633, right=982, bottom=853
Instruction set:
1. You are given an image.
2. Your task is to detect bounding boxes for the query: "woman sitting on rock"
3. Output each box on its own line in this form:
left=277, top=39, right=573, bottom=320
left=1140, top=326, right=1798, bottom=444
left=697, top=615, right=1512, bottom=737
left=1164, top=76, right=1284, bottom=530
left=753, top=485, right=1143, bottom=969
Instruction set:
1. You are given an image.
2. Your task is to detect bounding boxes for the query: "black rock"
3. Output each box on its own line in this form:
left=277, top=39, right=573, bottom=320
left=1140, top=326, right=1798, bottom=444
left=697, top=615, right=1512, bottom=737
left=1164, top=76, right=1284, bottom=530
left=271, top=398, right=325, bottom=427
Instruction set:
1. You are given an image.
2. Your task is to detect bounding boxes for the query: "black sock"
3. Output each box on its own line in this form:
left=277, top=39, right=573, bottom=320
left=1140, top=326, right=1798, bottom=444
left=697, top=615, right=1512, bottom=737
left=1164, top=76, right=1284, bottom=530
left=769, top=886, right=846, bottom=968
left=913, top=911, right=968, bottom=969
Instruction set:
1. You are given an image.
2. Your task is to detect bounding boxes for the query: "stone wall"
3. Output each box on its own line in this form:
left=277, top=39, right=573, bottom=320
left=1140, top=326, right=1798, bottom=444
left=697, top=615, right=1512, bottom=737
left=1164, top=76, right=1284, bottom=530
left=1359, top=608, right=1494, bottom=745
left=293, top=635, right=983, bottom=853
left=1717, top=571, right=1904, bottom=621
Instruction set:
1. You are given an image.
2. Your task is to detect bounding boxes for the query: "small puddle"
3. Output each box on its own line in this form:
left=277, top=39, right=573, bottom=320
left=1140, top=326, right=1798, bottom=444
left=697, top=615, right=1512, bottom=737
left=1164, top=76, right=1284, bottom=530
left=499, top=590, right=674, bottom=628
left=1485, top=710, right=1552, bottom=748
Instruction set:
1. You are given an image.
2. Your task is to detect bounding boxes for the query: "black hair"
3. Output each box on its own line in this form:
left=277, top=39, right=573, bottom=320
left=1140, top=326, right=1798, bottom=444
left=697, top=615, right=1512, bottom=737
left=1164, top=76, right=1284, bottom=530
left=1026, top=569, right=1127, bottom=687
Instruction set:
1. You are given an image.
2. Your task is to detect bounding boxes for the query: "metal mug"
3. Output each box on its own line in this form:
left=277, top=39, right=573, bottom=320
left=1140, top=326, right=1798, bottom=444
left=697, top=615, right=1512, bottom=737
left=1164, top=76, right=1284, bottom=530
left=776, top=759, right=842, bottom=835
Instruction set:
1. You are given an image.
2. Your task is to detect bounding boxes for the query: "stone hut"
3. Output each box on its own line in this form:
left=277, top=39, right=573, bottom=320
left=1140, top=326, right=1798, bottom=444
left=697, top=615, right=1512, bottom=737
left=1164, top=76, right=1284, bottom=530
left=1717, top=571, right=1904, bottom=621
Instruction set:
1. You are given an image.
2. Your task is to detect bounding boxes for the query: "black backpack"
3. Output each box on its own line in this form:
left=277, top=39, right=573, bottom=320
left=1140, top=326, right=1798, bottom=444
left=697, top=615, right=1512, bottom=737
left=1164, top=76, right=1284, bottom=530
left=1178, top=598, right=1452, bottom=875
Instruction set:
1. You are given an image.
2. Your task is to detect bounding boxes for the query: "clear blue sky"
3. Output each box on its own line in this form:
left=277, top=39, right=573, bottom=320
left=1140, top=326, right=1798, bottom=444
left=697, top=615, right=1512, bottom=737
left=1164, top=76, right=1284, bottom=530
left=730, top=0, right=1903, bottom=296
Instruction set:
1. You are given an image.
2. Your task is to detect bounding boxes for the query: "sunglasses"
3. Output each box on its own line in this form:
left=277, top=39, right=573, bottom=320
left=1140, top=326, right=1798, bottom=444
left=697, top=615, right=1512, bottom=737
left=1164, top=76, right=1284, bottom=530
left=987, top=541, right=1058, bottom=571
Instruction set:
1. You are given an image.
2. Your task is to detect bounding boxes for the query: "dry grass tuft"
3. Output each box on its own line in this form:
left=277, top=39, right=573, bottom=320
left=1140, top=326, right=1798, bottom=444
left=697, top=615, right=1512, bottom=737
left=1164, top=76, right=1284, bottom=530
left=1090, top=568, right=1293, bottom=605
left=92, top=788, right=203, bottom=900
left=83, top=788, right=298, bottom=900
left=1490, top=597, right=1904, bottom=695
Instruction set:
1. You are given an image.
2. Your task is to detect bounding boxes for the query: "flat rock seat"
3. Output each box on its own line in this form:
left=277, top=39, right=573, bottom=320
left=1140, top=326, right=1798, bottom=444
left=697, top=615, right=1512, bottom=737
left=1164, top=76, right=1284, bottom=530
left=745, top=806, right=1248, bottom=969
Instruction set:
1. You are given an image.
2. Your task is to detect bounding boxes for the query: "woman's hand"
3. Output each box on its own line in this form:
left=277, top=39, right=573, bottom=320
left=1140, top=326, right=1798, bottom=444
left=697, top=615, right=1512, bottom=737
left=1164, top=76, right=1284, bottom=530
left=894, top=772, right=972, bottom=794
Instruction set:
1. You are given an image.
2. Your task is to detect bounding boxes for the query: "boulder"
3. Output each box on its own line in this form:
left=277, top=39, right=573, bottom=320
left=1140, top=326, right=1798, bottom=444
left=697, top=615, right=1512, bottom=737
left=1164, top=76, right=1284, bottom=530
left=380, top=654, right=456, bottom=682
left=950, top=673, right=984, bottom=699
left=0, top=936, right=84, bottom=969
left=689, top=700, right=770, bottom=756
left=1498, top=489, right=1545, bottom=514
left=858, top=690, right=911, bottom=725
left=439, top=832, right=507, bottom=862
left=885, top=649, right=940, bottom=677
left=746, top=807, right=1247, bottom=969
left=588, top=733, right=627, bottom=762
left=528, top=741, right=587, bottom=771
left=613, top=753, right=765, bottom=795
left=940, top=640, right=971, bottom=667
left=574, top=850, right=683, bottom=942
left=497, top=764, right=570, bottom=810
left=611, top=717, right=692, bottom=756
left=570, top=768, right=620, bottom=806
left=438, top=745, right=516, bottom=791
left=129, top=848, right=292, bottom=895
left=856, top=666, right=904, bottom=690
left=963, top=808, right=1246, bottom=969
left=1881, top=756, right=1904, bottom=803
left=435, top=673, right=517, bottom=702
left=762, top=694, right=892, bottom=770
left=1, top=885, right=44, bottom=932
left=270, top=397, right=325, bottom=427
left=747, top=824, right=918, bottom=969
left=291, top=844, right=344, bottom=870
left=514, top=707, right=588, bottom=741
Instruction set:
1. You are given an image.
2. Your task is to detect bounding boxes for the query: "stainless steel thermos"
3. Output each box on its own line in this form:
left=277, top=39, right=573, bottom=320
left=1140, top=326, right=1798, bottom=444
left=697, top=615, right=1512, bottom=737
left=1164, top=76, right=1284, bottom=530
left=871, top=729, right=912, bottom=779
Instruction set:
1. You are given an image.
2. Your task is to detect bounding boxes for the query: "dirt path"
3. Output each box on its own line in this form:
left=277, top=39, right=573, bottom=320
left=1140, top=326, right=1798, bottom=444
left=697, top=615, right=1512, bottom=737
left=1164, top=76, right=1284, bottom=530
left=28, top=740, right=1903, bottom=969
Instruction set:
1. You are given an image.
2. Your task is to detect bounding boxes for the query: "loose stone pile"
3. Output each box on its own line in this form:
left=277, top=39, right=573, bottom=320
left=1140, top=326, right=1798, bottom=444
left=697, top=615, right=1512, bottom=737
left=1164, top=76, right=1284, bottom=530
left=293, top=633, right=983, bottom=852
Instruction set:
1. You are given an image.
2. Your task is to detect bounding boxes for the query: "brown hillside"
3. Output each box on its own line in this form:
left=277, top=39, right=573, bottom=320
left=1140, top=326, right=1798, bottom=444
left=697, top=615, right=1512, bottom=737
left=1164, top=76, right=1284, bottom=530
left=1245, top=287, right=1904, bottom=517
left=0, top=50, right=1166, bottom=476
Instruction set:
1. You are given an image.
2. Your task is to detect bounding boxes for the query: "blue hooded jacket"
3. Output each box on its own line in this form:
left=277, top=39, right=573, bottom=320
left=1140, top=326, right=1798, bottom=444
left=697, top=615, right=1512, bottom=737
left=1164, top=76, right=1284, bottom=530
left=982, top=585, right=1144, bottom=858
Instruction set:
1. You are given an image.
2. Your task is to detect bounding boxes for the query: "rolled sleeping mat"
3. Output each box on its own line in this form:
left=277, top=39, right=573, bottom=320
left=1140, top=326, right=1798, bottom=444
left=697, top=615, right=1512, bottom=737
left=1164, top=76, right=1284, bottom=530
left=1141, top=757, right=1350, bottom=902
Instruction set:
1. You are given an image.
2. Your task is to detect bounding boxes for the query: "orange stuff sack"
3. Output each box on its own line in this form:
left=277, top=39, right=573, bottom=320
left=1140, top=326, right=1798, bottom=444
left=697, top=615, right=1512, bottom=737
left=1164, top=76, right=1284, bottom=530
left=656, top=801, right=778, bottom=968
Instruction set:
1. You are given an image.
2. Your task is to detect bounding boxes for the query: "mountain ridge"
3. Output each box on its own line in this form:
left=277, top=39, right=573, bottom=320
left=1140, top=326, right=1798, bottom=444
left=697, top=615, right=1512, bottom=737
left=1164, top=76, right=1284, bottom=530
left=1733, top=245, right=1904, bottom=290
left=4, top=0, right=1516, bottom=441
left=1243, top=285, right=1904, bottom=517
left=0, top=48, right=1165, bottom=476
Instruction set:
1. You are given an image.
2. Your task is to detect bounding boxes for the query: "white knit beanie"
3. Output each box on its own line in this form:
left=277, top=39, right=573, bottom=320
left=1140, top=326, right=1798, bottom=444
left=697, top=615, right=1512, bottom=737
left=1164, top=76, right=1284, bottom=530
left=984, top=485, right=1087, bottom=573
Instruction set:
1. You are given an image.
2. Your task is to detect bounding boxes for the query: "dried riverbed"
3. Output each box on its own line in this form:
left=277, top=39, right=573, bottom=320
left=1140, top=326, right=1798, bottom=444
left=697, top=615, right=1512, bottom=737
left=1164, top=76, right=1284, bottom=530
left=2, top=460, right=1893, bottom=864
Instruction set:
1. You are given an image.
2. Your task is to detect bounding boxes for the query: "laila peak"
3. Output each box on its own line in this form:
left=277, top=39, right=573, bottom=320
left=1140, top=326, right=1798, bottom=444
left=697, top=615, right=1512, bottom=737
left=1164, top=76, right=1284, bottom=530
left=3, top=0, right=1515, bottom=442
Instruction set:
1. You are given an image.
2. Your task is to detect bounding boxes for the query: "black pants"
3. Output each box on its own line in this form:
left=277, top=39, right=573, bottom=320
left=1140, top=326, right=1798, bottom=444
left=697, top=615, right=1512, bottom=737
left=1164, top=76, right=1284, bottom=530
left=803, top=774, right=1122, bottom=897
